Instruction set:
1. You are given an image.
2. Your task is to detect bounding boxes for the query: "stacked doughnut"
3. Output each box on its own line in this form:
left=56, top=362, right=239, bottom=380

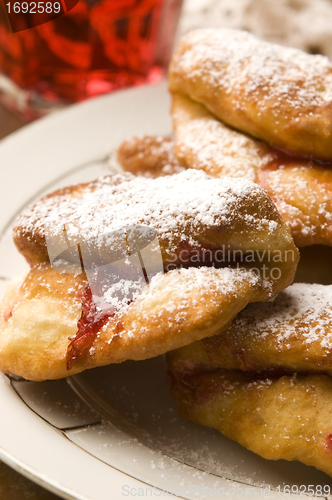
left=117, top=30, right=332, bottom=477
left=0, top=170, right=297, bottom=381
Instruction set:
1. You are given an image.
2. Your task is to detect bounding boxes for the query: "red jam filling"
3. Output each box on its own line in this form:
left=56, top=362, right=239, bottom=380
left=66, top=285, right=112, bottom=370
left=259, top=147, right=332, bottom=189
left=65, top=145, right=332, bottom=371
left=325, top=433, right=332, bottom=451
left=268, top=145, right=332, bottom=167
left=3, top=310, right=12, bottom=322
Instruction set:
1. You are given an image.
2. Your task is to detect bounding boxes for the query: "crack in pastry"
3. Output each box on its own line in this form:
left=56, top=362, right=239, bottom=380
left=168, top=368, right=332, bottom=478
left=166, top=283, right=332, bottom=376
left=169, top=28, right=332, bottom=160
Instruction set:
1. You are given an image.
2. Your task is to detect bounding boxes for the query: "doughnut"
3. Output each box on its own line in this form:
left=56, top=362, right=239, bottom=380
left=116, top=136, right=184, bottom=178
left=168, top=368, right=332, bottom=478
left=13, top=170, right=298, bottom=299
left=169, top=28, right=332, bottom=160
left=0, top=263, right=265, bottom=381
left=167, top=283, right=332, bottom=376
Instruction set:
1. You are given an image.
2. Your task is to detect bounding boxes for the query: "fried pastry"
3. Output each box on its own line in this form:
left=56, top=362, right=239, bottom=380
left=117, top=94, right=332, bottom=247
left=172, top=93, right=332, bottom=247
left=0, top=263, right=265, bottom=381
left=171, top=92, right=267, bottom=181
left=260, top=162, right=332, bottom=247
left=169, top=368, right=332, bottom=478
left=169, top=28, right=332, bottom=160
left=116, top=136, right=184, bottom=178
left=13, top=170, right=298, bottom=299
left=167, top=283, right=332, bottom=376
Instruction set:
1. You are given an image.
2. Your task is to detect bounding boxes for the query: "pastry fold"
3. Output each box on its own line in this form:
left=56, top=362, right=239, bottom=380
left=13, top=170, right=298, bottom=299
left=167, top=283, right=332, bottom=376
left=169, top=28, right=332, bottom=160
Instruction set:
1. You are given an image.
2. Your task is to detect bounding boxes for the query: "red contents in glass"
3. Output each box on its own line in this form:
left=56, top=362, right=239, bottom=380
left=0, top=0, right=178, bottom=109
left=66, top=283, right=111, bottom=370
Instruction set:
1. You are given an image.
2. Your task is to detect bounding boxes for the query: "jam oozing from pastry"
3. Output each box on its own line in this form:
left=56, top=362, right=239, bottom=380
left=267, top=147, right=332, bottom=172
left=3, top=310, right=12, bottom=322
left=66, top=285, right=111, bottom=370
left=325, top=433, right=332, bottom=451
left=268, top=145, right=332, bottom=166
left=67, top=264, right=138, bottom=369
left=258, top=147, right=332, bottom=190
left=67, top=233, right=274, bottom=370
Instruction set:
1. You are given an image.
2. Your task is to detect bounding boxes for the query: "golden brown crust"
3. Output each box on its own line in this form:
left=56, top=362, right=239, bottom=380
left=116, top=93, right=332, bottom=248
left=0, top=264, right=266, bottom=381
left=171, top=92, right=269, bottom=181
left=167, top=283, right=332, bottom=376
left=13, top=170, right=298, bottom=299
left=169, top=369, right=332, bottom=478
left=172, top=93, right=332, bottom=248
left=13, top=174, right=130, bottom=266
left=169, top=29, right=332, bottom=160
left=116, top=136, right=184, bottom=177
left=260, top=164, right=332, bottom=247
left=0, top=265, right=85, bottom=381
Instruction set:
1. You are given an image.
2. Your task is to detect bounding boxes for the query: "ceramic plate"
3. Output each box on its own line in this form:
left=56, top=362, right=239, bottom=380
left=0, top=82, right=331, bottom=500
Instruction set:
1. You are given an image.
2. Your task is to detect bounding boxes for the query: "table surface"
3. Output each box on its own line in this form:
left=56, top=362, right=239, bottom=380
left=0, top=102, right=63, bottom=499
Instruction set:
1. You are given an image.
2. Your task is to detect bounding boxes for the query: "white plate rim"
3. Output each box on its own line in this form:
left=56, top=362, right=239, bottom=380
left=0, top=81, right=317, bottom=500
left=0, top=82, right=183, bottom=500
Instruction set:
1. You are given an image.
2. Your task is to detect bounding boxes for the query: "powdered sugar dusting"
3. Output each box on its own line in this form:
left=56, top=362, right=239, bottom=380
left=15, top=170, right=274, bottom=257
left=110, top=266, right=261, bottom=329
left=234, top=283, right=332, bottom=350
left=171, top=28, right=332, bottom=113
left=266, top=165, right=332, bottom=242
left=145, top=265, right=260, bottom=298
left=173, top=95, right=271, bottom=181
left=118, top=135, right=185, bottom=177
left=142, top=136, right=185, bottom=176
left=179, top=0, right=332, bottom=62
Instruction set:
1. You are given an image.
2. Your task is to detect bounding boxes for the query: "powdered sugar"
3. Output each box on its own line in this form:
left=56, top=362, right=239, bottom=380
left=15, top=170, right=275, bottom=259
left=112, top=266, right=261, bottom=325
left=171, top=28, right=332, bottom=113
left=179, top=0, right=332, bottom=61
left=102, top=277, right=145, bottom=315
left=234, top=283, right=332, bottom=350
left=172, top=94, right=271, bottom=181
left=117, top=135, right=185, bottom=177
left=266, top=165, right=332, bottom=242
